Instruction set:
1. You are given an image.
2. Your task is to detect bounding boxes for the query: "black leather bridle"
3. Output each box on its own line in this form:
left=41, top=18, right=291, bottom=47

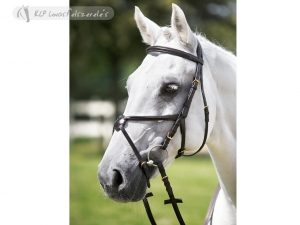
left=113, top=40, right=210, bottom=225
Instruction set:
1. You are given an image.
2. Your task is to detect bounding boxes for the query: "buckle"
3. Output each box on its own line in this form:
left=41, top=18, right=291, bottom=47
left=192, top=79, right=200, bottom=84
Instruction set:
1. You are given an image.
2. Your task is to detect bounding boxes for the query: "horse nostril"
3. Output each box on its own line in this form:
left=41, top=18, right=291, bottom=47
left=113, top=169, right=123, bottom=187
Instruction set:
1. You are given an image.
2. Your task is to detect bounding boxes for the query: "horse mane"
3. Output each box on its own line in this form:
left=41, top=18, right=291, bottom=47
left=196, top=33, right=235, bottom=67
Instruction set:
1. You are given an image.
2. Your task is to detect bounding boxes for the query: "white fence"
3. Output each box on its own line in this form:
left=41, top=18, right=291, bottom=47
left=70, top=100, right=115, bottom=147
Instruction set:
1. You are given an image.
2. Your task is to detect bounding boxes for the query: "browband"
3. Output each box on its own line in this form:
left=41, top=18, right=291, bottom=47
left=147, top=46, right=204, bottom=65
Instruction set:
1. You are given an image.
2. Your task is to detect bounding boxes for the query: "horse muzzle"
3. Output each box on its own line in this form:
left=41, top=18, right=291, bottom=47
left=98, top=157, right=150, bottom=202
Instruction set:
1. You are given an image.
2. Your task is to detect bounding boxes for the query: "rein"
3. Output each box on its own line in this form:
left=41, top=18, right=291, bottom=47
left=113, top=41, right=213, bottom=225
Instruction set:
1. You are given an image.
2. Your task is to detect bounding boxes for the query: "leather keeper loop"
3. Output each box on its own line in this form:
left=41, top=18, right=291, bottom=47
left=204, top=108, right=209, bottom=122
left=181, top=108, right=188, bottom=118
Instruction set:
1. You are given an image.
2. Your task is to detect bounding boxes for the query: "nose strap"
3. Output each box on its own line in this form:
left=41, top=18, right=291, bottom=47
left=120, top=126, right=151, bottom=187
left=113, top=114, right=180, bottom=188
left=113, top=115, right=151, bottom=187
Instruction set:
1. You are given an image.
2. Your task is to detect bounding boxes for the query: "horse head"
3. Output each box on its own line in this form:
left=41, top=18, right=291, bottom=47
left=98, top=4, right=217, bottom=203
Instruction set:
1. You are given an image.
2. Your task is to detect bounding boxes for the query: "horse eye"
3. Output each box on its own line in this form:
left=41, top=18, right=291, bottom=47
left=165, top=84, right=179, bottom=93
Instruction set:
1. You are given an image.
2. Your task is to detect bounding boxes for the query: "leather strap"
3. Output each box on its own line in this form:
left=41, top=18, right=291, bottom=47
left=124, top=115, right=179, bottom=121
left=157, top=163, right=185, bottom=225
left=142, top=192, right=157, bottom=225
left=119, top=125, right=151, bottom=188
left=148, top=42, right=209, bottom=158
left=147, top=46, right=204, bottom=65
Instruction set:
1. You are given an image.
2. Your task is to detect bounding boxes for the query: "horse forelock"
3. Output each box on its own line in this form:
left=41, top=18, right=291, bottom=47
left=162, top=27, right=175, bottom=41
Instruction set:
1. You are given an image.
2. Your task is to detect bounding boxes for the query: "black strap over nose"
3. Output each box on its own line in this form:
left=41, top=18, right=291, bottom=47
left=113, top=115, right=151, bottom=188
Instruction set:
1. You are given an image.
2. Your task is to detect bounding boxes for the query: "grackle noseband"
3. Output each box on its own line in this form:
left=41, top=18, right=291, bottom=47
left=113, top=41, right=218, bottom=225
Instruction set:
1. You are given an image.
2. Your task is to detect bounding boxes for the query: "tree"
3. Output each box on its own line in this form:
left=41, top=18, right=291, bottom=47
left=70, top=0, right=236, bottom=114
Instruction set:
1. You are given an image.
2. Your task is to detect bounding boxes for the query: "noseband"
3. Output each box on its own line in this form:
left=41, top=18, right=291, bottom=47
left=113, top=41, right=210, bottom=225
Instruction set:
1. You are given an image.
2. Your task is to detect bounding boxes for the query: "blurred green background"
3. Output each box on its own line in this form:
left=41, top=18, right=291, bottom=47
left=70, top=0, right=236, bottom=108
left=70, top=139, right=218, bottom=225
left=70, top=0, right=235, bottom=224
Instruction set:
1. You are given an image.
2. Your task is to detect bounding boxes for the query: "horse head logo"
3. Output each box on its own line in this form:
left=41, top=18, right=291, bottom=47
left=17, top=5, right=30, bottom=22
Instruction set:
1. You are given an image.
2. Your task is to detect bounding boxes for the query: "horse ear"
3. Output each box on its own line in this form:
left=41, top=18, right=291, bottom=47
left=134, top=6, right=160, bottom=45
left=171, top=4, right=197, bottom=50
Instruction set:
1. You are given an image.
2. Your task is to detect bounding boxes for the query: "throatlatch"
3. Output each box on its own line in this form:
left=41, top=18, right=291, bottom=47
left=113, top=40, right=209, bottom=225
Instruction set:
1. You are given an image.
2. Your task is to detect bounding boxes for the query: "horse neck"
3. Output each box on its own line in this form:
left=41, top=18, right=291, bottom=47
left=200, top=36, right=236, bottom=206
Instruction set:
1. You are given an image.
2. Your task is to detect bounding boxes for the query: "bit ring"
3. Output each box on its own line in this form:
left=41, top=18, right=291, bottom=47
left=147, top=145, right=168, bottom=167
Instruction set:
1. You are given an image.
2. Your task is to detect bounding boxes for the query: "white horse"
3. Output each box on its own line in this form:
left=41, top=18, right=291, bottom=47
left=98, top=4, right=236, bottom=224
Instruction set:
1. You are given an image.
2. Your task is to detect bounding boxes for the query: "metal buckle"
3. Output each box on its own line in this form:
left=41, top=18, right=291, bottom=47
left=192, top=79, right=200, bottom=84
left=147, top=145, right=169, bottom=167
left=167, top=132, right=173, bottom=140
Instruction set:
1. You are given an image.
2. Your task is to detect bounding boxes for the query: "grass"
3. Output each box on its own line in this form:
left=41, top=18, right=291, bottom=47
left=70, top=139, right=218, bottom=225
